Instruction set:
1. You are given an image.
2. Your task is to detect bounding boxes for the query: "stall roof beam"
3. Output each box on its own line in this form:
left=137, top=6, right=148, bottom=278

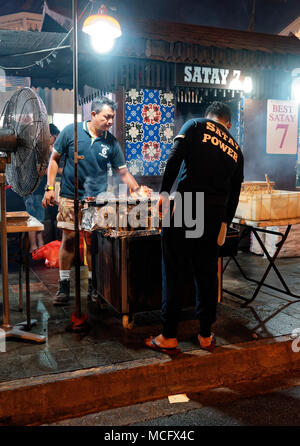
left=121, top=18, right=300, bottom=56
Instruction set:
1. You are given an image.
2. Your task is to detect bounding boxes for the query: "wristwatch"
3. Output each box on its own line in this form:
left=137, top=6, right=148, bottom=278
left=45, top=185, right=54, bottom=191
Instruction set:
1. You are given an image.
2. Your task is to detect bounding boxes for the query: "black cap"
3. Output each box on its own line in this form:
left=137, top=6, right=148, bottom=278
left=49, top=123, right=60, bottom=136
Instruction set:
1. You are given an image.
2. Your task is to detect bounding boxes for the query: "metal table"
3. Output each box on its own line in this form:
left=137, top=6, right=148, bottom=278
left=222, top=217, right=300, bottom=305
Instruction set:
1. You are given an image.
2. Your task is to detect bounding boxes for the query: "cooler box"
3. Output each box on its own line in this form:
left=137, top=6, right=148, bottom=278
left=235, top=190, right=300, bottom=221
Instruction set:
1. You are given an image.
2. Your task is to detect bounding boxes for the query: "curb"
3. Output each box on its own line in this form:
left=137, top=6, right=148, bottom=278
left=0, top=334, right=300, bottom=425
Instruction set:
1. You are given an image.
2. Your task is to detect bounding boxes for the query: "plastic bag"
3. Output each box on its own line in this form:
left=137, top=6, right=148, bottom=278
left=32, top=236, right=84, bottom=268
left=32, top=240, right=61, bottom=268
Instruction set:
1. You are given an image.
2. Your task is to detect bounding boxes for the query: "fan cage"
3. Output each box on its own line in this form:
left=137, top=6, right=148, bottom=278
left=1, top=88, right=50, bottom=197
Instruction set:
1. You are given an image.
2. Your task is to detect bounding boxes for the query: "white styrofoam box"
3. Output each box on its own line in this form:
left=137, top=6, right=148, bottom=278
left=263, top=224, right=300, bottom=258
left=250, top=231, right=265, bottom=255
left=235, top=191, right=300, bottom=221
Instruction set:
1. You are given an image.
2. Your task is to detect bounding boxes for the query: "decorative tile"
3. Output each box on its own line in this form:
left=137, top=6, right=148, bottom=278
left=125, top=88, right=175, bottom=176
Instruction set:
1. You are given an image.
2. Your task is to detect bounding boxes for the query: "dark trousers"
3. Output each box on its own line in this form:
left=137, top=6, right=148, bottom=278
left=161, top=206, right=223, bottom=338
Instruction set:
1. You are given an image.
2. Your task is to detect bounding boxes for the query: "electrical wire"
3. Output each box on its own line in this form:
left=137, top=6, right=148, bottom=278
left=0, top=28, right=72, bottom=70
left=6, top=45, right=71, bottom=59
left=0, top=0, right=91, bottom=71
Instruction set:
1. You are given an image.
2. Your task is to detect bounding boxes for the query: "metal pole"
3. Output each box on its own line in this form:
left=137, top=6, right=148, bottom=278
left=73, top=0, right=81, bottom=319
left=24, top=233, right=31, bottom=329
left=0, top=172, right=10, bottom=328
left=18, top=233, right=23, bottom=311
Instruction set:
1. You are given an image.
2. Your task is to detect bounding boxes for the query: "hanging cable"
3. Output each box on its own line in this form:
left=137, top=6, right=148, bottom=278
left=0, top=0, right=91, bottom=71
left=0, top=27, right=72, bottom=70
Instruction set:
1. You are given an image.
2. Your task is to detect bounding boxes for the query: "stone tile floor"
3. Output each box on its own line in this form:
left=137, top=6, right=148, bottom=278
left=1, top=243, right=300, bottom=383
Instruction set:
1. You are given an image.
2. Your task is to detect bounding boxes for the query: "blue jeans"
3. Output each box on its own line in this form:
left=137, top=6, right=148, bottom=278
left=24, top=194, right=45, bottom=222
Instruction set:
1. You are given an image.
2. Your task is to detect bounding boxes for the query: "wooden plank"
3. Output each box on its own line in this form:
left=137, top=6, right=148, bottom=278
left=6, top=211, right=29, bottom=218
left=6, top=211, right=29, bottom=225
left=1, top=214, right=43, bottom=233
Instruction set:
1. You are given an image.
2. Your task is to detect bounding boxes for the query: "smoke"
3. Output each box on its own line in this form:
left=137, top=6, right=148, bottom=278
left=243, top=103, right=267, bottom=182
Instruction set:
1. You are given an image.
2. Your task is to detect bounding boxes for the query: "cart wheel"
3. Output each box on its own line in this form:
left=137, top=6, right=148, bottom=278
left=122, top=314, right=134, bottom=330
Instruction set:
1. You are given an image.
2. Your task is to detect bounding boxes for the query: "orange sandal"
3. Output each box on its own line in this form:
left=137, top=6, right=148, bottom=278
left=145, top=336, right=181, bottom=356
left=198, top=333, right=216, bottom=352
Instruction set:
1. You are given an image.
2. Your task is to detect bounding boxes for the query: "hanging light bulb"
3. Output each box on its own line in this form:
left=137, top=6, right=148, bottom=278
left=82, top=4, right=122, bottom=54
left=90, top=34, right=115, bottom=53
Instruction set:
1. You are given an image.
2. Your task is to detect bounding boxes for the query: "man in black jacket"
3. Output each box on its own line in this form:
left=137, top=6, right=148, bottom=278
left=145, top=101, right=244, bottom=353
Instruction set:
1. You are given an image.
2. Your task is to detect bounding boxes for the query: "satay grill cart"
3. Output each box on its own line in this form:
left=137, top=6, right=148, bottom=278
left=83, top=198, right=239, bottom=328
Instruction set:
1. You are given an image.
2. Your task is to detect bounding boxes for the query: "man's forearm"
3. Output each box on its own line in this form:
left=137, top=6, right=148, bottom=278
left=225, top=184, right=242, bottom=225
left=118, top=169, right=139, bottom=191
left=47, top=160, right=59, bottom=186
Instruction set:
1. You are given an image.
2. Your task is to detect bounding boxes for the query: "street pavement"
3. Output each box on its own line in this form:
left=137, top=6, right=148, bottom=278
left=2, top=237, right=300, bottom=425
left=47, top=371, right=300, bottom=426
left=133, top=384, right=300, bottom=426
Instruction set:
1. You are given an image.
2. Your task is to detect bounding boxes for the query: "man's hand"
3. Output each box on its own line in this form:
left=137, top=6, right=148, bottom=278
left=42, top=190, right=55, bottom=208
left=140, top=185, right=152, bottom=197
left=130, top=185, right=153, bottom=197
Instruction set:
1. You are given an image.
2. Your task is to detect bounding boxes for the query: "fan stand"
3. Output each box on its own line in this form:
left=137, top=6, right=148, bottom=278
left=0, top=155, right=45, bottom=343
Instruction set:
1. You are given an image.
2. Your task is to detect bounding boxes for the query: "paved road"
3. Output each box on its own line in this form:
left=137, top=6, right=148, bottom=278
left=133, top=385, right=300, bottom=426
left=47, top=372, right=300, bottom=427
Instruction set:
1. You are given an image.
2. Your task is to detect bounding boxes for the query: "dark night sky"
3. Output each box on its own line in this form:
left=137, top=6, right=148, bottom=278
left=1, top=0, right=300, bottom=34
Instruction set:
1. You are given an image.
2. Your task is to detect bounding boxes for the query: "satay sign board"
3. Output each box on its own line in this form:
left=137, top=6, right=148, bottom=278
left=176, top=64, right=244, bottom=89
left=266, top=100, right=298, bottom=155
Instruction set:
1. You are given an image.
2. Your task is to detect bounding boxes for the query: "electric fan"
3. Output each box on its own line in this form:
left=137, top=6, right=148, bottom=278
left=0, top=87, right=50, bottom=343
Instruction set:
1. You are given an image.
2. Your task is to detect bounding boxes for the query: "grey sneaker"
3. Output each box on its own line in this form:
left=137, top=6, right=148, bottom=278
left=53, top=279, right=70, bottom=306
